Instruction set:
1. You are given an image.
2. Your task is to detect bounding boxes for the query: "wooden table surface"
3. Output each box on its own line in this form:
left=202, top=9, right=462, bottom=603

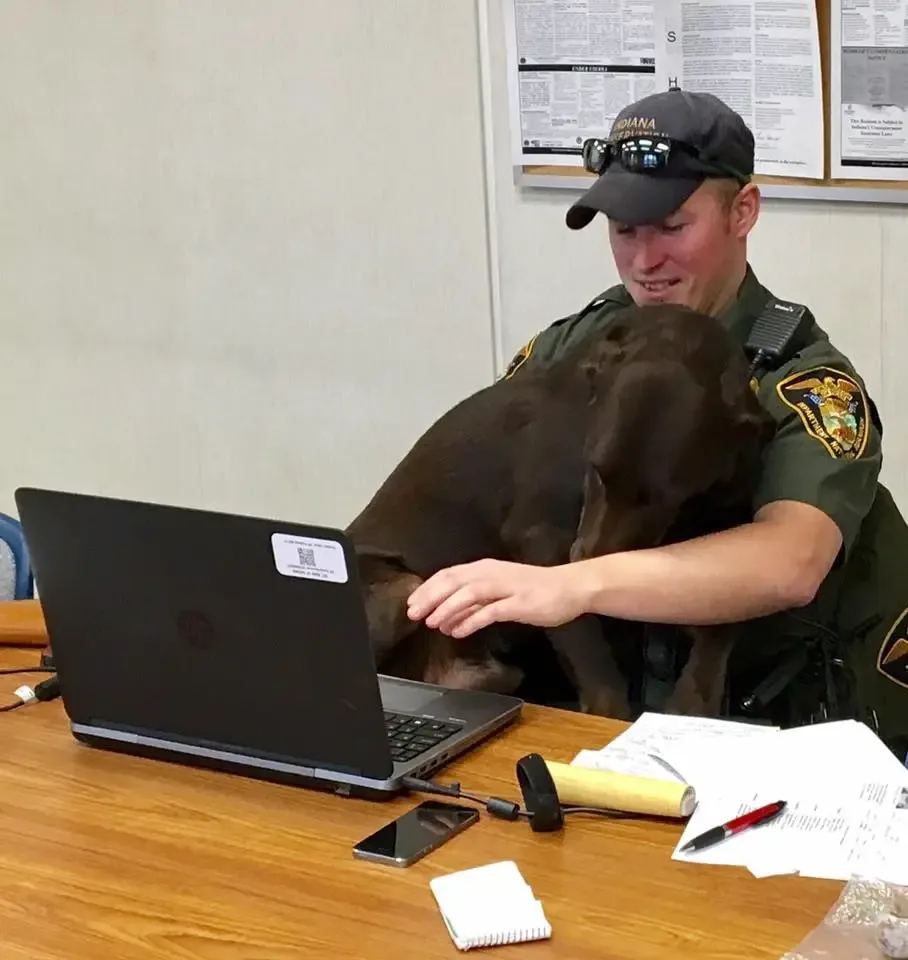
left=0, top=599, right=47, bottom=646
left=0, top=646, right=841, bottom=960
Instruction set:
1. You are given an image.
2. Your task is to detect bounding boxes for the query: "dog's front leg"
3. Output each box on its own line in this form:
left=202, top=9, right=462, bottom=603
left=502, top=517, right=632, bottom=720
left=546, top=616, right=633, bottom=720
left=665, top=625, right=738, bottom=717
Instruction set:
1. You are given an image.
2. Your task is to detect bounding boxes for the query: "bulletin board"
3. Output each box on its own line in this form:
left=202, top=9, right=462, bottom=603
left=516, top=0, right=908, bottom=205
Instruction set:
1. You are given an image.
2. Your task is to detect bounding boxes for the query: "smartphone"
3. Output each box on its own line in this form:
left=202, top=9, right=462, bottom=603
left=352, top=800, right=480, bottom=868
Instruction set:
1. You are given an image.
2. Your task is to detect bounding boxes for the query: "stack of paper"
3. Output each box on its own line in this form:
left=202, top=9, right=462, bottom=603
left=572, top=714, right=908, bottom=883
left=664, top=719, right=908, bottom=883
left=428, top=861, right=552, bottom=950
left=571, top=711, right=780, bottom=789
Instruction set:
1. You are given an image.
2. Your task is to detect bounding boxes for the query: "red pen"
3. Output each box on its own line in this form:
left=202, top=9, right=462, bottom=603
left=680, top=800, right=788, bottom=853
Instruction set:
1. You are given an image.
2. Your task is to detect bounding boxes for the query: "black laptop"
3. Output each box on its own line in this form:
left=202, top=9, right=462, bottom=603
left=14, top=487, right=523, bottom=799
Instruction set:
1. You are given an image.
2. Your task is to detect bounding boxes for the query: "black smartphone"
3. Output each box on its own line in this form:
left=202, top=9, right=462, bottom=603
left=352, top=800, right=480, bottom=868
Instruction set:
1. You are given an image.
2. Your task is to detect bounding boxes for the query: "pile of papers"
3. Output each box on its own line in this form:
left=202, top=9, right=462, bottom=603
left=572, top=714, right=908, bottom=883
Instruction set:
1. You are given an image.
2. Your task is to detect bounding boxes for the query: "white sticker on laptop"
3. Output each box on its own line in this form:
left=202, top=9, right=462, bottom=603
left=271, top=533, right=348, bottom=583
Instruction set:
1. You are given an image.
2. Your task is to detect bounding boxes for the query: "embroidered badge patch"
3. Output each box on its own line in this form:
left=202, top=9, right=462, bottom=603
left=501, top=334, right=538, bottom=380
left=776, top=366, right=868, bottom=459
left=877, top=607, right=908, bottom=690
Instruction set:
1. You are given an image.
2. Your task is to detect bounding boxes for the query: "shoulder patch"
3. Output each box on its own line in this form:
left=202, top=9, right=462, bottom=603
left=501, top=334, right=538, bottom=380
left=877, top=607, right=908, bottom=690
left=775, top=365, right=869, bottom=459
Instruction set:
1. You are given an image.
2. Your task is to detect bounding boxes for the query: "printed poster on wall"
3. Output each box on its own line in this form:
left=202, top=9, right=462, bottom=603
left=503, top=0, right=657, bottom=167
left=504, top=0, right=825, bottom=181
left=830, top=0, right=908, bottom=181
left=653, top=0, right=824, bottom=180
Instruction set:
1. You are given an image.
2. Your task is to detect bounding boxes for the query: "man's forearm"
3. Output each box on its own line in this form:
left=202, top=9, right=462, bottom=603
left=572, top=518, right=823, bottom=626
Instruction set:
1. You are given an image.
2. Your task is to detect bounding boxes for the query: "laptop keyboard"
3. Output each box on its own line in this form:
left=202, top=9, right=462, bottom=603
left=384, top=711, right=464, bottom=764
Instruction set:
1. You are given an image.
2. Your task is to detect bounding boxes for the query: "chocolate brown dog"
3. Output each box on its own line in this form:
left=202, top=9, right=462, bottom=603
left=346, top=302, right=773, bottom=719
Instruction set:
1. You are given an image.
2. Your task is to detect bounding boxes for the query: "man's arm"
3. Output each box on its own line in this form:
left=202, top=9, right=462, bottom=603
left=572, top=500, right=843, bottom=626
left=408, top=500, right=845, bottom=638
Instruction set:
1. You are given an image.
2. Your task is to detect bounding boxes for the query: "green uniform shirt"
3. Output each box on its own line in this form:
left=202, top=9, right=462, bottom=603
left=504, top=267, right=908, bottom=749
left=503, top=266, right=883, bottom=562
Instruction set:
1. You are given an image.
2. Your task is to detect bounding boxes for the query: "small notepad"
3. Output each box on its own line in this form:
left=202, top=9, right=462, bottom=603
left=429, top=860, right=552, bottom=950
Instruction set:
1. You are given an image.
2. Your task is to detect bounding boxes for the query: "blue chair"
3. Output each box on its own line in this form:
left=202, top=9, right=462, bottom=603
left=0, top=512, right=34, bottom=600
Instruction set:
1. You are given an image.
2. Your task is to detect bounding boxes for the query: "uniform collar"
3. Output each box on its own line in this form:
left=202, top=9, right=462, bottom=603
left=716, top=264, right=772, bottom=344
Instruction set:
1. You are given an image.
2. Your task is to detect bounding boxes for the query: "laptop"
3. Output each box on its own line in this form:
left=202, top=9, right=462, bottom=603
left=14, top=487, right=523, bottom=800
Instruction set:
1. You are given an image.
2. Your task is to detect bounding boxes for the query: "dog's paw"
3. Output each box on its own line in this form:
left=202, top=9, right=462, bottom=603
left=664, top=680, right=721, bottom=718
left=579, top=688, right=632, bottom=721
left=426, top=658, right=524, bottom=695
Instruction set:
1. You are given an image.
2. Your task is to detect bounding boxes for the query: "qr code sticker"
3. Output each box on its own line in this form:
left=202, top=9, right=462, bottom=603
left=271, top=534, right=347, bottom=583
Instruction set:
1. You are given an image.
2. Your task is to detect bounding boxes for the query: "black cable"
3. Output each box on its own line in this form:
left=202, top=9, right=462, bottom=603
left=401, top=775, right=635, bottom=823
left=0, top=674, right=60, bottom=713
left=561, top=805, right=634, bottom=819
left=747, top=350, right=767, bottom=379
left=34, top=676, right=60, bottom=701
left=0, top=666, right=55, bottom=676
left=401, top=776, right=524, bottom=821
left=784, top=611, right=840, bottom=644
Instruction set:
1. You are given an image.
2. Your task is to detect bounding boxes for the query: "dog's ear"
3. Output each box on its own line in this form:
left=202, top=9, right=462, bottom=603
left=570, top=460, right=678, bottom=559
left=585, top=359, right=696, bottom=481
left=579, top=335, right=625, bottom=401
left=570, top=463, right=609, bottom=562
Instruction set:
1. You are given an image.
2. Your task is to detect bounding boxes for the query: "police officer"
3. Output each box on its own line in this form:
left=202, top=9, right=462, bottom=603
left=407, top=89, right=908, bottom=757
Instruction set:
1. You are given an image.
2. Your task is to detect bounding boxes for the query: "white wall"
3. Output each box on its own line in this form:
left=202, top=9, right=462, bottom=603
left=1, top=1, right=906, bottom=528
left=0, top=0, right=495, bottom=527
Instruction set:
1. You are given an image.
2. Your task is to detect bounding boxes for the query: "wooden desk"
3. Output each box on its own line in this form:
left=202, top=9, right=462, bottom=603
left=0, top=649, right=840, bottom=960
left=0, top=599, right=47, bottom=647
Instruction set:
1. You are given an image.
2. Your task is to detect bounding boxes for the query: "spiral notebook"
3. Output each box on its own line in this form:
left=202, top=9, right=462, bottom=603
left=429, top=860, right=552, bottom=950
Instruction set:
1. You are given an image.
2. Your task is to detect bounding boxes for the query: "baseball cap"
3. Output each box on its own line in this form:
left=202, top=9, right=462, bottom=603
left=566, top=89, right=755, bottom=230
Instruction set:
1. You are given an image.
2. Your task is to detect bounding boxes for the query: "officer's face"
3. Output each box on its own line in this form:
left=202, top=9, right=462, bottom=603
left=607, top=181, right=760, bottom=316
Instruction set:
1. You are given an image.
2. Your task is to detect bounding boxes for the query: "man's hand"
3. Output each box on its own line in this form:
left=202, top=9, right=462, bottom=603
left=406, top=559, right=590, bottom=638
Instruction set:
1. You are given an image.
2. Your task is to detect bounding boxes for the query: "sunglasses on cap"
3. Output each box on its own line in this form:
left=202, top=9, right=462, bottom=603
left=581, top=135, right=749, bottom=183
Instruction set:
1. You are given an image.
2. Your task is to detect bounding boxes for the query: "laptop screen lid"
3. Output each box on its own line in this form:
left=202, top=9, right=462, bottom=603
left=14, top=487, right=395, bottom=781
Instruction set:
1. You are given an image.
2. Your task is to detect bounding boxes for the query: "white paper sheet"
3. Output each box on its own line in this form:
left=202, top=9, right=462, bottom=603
left=653, top=0, right=825, bottom=179
left=677, top=788, right=908, bottom=884
left=503, top=0, right=657, bottom=166
left=660, top=719, right=908, bottom=884
left=830, top=0, right=908, bottom=180
left=571, top=711, right=778, bottom=786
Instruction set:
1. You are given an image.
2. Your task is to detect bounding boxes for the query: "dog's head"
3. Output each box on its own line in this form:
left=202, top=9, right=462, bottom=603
left=571, top=304, right=775, bottom=557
